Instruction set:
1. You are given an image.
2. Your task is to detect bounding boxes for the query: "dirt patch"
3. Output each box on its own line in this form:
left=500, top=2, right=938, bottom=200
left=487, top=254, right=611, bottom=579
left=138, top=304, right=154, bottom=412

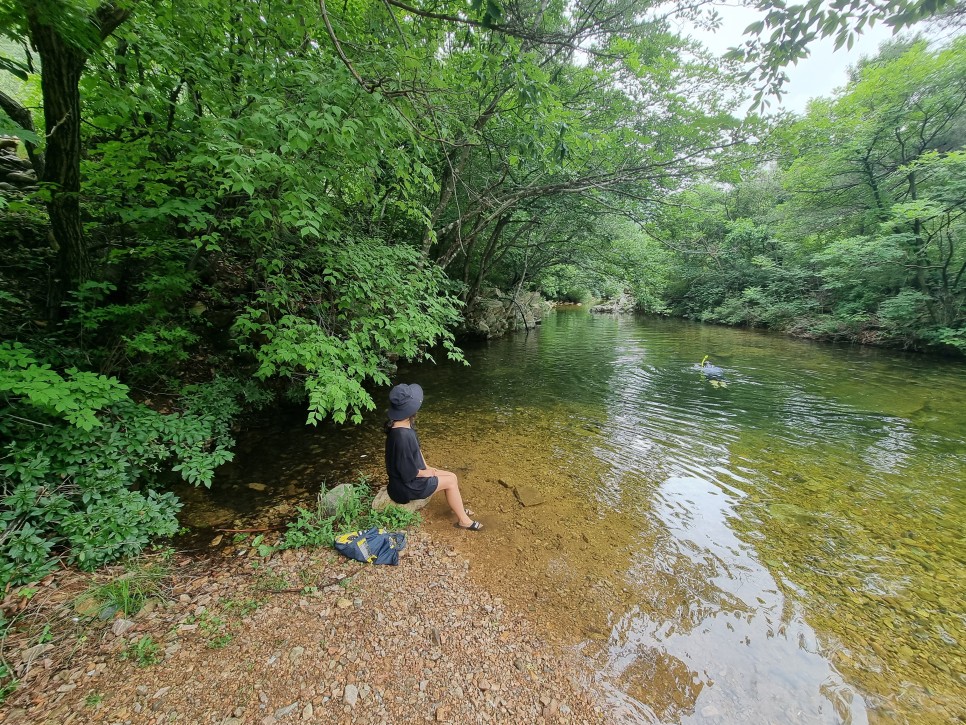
left=0, top=532, right=606, bottom=725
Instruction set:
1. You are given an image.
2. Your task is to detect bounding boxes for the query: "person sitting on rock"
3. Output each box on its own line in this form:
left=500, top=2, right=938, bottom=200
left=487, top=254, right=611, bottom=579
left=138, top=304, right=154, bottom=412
left=384, top=383, right=483, bottom=531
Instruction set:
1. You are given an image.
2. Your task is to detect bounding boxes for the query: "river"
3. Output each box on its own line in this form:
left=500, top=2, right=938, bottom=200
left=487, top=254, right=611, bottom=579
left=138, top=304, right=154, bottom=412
left=183, top=309, right=966, bottom=724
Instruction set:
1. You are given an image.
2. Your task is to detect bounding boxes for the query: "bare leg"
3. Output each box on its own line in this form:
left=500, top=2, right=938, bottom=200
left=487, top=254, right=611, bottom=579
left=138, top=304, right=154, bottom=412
left=434, top=470, right=475, bottom=527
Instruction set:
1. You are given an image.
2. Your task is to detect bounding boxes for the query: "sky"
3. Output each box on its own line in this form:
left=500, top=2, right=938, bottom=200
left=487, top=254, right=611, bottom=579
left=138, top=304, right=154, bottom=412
left=680, top=5, right=900, bottom=114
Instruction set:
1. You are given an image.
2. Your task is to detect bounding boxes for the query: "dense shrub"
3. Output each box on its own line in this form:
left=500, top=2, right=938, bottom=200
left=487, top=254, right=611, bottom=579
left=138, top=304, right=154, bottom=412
left=0, top=343, right=264, bottom=588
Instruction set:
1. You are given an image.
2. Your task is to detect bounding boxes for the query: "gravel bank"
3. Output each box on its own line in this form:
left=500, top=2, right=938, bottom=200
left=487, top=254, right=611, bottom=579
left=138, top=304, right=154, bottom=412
left=1, top=531, right=607, bottom=724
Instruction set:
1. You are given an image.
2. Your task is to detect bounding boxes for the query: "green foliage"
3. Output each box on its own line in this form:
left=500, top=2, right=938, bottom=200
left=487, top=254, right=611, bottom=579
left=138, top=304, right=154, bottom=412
left=0, top=342, right=130, bottom=431
left=536, top=265, right=592, bottom=304
left=929, top=326, right=966, bottom=353
left=0, top=661, right=16, bottom=705
left=280, top=477, right=421, bottom=551
left=121, top=635, right=163, bottom=667
left=649, top=38, right=966, bottom=354
left=0, top=352, right=254, bottom=587
left=235, top=238, right=464, bottom=425
left=77, top=561, right=168, bottom=618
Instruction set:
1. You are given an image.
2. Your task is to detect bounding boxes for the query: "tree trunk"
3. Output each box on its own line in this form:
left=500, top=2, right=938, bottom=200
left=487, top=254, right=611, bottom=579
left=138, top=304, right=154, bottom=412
left=32, top=26, right=88, bottom=304
left=20, top=1, right=129, bottom=315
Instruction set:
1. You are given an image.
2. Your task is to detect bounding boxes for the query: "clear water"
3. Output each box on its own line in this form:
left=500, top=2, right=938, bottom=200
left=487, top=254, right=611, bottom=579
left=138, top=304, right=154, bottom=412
left=196, top=310, right=966, bottom=724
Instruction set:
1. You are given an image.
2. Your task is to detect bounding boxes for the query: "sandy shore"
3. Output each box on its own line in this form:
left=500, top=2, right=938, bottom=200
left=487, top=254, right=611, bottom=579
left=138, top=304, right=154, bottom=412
left=0, top=530, right=607, bottom=724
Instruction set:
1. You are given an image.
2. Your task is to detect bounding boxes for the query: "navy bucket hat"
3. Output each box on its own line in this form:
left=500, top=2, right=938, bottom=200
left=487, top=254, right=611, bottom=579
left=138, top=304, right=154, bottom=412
left=387, top=383, right=424, bottom=420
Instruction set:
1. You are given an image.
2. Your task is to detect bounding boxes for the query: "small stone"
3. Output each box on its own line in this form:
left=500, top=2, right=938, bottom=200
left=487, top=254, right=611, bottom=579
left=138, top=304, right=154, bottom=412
left=513, top=486, right=546, bottom=507
left=344, top=684, right=359, bottom=707
left=301, top=703, right=314, bottom=720
left=136, top=685, right=149, bottom=696
left=336, top=598, right=352, bottom=609
left=274, top=702, right=299, bottom=719
left=19, top=643, right=53, bottom=663
left=111, top=619, right=135, bottom=636
left=247, top=482, right=268, bottom=492
left=289, top=646, right=305, bottom=662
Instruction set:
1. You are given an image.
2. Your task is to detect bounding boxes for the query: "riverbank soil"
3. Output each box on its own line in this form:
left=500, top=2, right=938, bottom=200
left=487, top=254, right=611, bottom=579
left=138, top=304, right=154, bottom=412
left=0, top=533, right=605, bottom=724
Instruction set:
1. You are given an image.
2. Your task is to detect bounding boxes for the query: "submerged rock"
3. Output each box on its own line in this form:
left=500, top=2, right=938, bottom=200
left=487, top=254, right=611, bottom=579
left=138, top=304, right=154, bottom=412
left=513, top=486, right=546, bottom=507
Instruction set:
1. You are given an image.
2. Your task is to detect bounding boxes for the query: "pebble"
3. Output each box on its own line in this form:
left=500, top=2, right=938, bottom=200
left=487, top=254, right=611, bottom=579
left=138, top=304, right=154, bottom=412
left=274, top=702, right=299, bottom=718
left=111, top=619, right=135, bottom=636
left=344, top=684, right=359, bottom=706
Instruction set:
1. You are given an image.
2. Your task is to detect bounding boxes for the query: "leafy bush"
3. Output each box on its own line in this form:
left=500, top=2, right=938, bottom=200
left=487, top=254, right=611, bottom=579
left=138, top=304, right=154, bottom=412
left=0, top=344, right=258, bottom=588
left=535, top=265, right=592, bottom=303
left=877, top=289, right=933, bottom=347
left=234, top=237, right=463, bottom=426
left=928, top=326, right=966, bottom=353
left=280, top=477, right=421, bottom=550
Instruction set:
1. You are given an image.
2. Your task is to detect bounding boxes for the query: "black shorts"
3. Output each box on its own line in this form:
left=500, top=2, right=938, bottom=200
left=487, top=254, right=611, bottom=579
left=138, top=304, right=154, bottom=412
left=388, top=476, right=438, bottom=504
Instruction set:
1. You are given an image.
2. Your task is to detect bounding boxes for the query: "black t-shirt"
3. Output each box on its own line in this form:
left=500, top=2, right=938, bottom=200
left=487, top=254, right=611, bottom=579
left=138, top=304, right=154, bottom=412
left=385, top=426, right=426, bottom=501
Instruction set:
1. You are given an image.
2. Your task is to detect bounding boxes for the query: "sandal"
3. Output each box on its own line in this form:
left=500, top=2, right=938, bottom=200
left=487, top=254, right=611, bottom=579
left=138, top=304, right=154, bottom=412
left=454, top=520, right=483, bottom=532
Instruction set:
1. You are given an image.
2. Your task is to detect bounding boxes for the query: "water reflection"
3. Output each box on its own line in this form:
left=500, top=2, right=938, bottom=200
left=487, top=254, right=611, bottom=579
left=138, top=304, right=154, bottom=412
left=192, top=311, right=966, bottom=724
left=602, top=476, right=867, bottom=723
